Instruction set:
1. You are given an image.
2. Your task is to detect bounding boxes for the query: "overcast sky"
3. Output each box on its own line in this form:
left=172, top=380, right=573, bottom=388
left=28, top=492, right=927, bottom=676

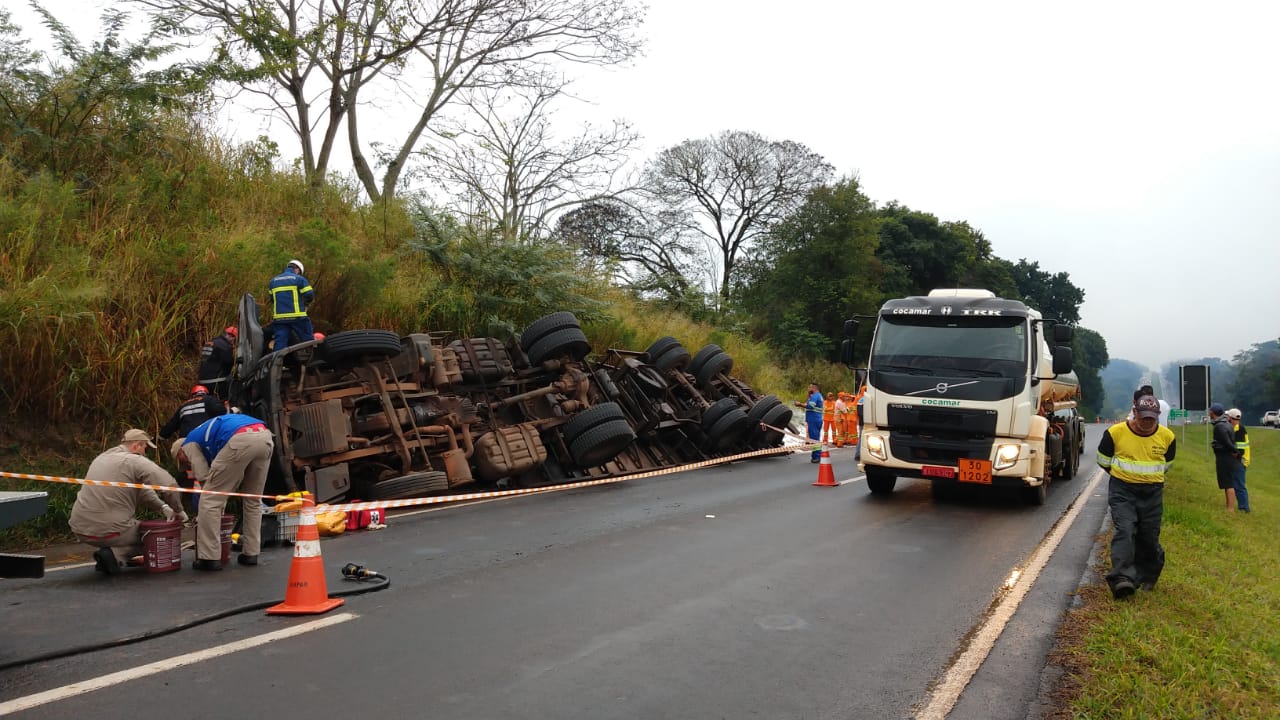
left=14, top=1, right=1280, bottom=370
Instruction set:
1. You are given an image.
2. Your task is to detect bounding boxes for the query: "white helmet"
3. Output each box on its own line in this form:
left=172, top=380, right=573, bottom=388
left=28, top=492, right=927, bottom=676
left=287, top=259, right=304, bottom=274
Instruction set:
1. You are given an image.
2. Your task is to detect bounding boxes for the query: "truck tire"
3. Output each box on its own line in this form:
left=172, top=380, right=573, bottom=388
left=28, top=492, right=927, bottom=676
left=645, top=336, right=693, bottom=373
left=520, top=312, right=581, bottom=353
left=688, top=344, right=725, bottom=377
left=866, top=468, right=896, bottom=496
left=695, top=351, right=734, bottom=388
left=563, top=402, right=628, bottom=445
left=704, top=406, right=753, bottom=451
left=754, top=404, right=793, bottom=448
left=701, top=397, right=740, bottom=431
left=321, top=330, right=403, bottom=365
left=1023, top=481, right=1048, bottom=505
left=569, top=420, right=635, bottom=468
left=746, top=395, right=783, bottom=424
left=368, top=471, right=450, bottom=500
left=527, top=326, right=591, bottom=365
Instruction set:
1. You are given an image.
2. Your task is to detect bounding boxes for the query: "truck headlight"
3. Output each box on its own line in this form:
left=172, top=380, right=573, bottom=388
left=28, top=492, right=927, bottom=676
left=994, top=444, right=1021, bottom=470
left=865, top=434, right=887, bottom=461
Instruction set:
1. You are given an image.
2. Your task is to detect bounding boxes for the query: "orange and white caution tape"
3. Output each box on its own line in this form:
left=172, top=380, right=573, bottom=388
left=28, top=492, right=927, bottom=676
left=318, top=443, right=807, bottom=514
left=0, top=469, right=287, bottom=502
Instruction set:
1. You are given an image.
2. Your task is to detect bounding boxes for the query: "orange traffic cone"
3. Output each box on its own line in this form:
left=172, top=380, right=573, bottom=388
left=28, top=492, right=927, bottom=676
left=267, top=495, right=345, bottom=616
left=813, top=449, right=838, bottom=487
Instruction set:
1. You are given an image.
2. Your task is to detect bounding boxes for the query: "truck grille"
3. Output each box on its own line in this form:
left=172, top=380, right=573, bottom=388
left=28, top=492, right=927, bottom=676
left=886, top=404, right=998, bottom=463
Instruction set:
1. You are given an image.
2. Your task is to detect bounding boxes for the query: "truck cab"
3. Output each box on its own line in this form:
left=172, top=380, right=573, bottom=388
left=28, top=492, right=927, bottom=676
left=848, top=289, right=1078, bottom=504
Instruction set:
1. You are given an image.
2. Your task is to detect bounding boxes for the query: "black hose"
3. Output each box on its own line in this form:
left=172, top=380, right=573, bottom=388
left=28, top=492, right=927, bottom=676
left=0, top=571, right=390, bottom=673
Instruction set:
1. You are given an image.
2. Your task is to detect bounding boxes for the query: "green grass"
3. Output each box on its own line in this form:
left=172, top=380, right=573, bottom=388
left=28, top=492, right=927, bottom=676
left=1051, top=424, right=1280, bottom=718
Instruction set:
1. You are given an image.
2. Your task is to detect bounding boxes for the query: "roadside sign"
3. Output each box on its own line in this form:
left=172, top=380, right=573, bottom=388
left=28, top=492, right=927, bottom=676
left=1169, top=409, right=1187, bottom=421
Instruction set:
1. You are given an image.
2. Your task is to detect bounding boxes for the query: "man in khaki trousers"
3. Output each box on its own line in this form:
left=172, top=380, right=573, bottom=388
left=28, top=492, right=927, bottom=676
left=180, top=413, right=274, bottom=571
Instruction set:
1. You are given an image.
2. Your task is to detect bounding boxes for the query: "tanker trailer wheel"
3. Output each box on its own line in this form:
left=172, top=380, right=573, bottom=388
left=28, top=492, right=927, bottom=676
left=865, top=468, right=897, bottom=496
left=520, top=312, right=581, bottom=354
left=321, top=330, right=403, bottom=365
left=368, top=471, right=451, bottom=500
left=527, top=326, right=591, bottom=365
left=569, top=421, right=636, bottom=468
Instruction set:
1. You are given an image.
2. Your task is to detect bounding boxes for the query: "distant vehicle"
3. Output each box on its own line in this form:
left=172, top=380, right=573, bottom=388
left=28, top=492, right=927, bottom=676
left=1263, top=411, right=1279, bottom=427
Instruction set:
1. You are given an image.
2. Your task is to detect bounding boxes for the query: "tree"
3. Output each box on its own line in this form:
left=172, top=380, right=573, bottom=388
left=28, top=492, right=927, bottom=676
left=1225, top=340, right=1280, bottom=421
left=133, top=0, right=644, bottom=202
left=419, top=77, right=639, bottom=242
left=1069, top=326, right=1109, bottom=419
left=1007, top=258, right=1084, bottom=325
left=736, top=178, right=880, bottom=360
left=552, top=199, right=700, bottom=305
left=644, top=130, right=833, bottom=310
left=873, top=204, right=989, bottom=298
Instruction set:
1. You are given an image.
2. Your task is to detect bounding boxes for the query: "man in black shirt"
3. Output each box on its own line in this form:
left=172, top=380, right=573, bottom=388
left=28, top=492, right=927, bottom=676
left=197, top=326, right=238, bottom=401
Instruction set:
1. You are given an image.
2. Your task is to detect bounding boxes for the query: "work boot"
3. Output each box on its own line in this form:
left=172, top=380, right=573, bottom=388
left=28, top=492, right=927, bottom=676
left=237, top=554, right=258, bottom=566
left=1111, top=577, right=1136, bottom=600
left=93, top=547, right=120, bottom=575
left=192, top=558, right=223, bottom=571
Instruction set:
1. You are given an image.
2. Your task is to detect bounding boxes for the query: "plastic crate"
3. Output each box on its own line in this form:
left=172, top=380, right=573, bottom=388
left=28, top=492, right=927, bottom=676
left=261, top=509, right=300, bottom=546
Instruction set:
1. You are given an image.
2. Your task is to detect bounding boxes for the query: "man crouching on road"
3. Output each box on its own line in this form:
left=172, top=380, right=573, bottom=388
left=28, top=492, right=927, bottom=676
left=1096, top=394, right=1177, bottom=599
left=70, top=429, right=188, bottom=574
left=181, top=413, right=274, bottom=571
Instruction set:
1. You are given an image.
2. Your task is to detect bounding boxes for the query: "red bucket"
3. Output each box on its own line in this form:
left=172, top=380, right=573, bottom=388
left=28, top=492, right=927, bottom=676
left=140, top=519, right=183, bottom=573
left=220, top=514, right=236, bottom=565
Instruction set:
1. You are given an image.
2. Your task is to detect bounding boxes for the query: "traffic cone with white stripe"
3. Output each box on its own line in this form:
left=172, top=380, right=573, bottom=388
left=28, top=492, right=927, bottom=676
left=813, top=449, right=838, bottom=487
left=267, top=495, right=345, bottom=615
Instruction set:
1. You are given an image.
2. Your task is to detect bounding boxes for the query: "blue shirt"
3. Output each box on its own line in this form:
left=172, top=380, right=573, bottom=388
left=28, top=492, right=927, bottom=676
left=184, top=414, right=267, bottom=462
left=805, top=391, right=824, bottom=423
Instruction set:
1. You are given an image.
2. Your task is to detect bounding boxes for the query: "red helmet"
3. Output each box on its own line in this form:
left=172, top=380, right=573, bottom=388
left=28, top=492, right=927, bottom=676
left=191, top=385, right=209, bottom=396
left=313, top=332, right=326, bottom=342
left=224, top=326, right=238, bottom=338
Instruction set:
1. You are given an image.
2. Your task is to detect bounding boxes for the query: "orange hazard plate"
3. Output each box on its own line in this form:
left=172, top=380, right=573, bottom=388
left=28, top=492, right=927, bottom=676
left=958, top=458, right=992, bottom=484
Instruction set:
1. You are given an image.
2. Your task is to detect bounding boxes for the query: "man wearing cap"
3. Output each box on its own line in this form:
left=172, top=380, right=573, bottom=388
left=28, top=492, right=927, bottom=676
left=1097, top=394, right=1177, bottom=599
left=69, top=429, right=188, bottom=574
left=1209, top=404, right=1244, bottom=511
left=197, top=326, right=238, bottom=401
left=160, top=386, right=227, bottom=514
left=1226, top=409, right=1251, bottom=513
left=268, top=259, right=315, bottom=350
left=181, top=413, right=275, bottom=571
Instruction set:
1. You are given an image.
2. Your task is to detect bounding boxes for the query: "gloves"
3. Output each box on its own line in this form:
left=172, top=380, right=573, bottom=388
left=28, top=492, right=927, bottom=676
left=162, top=505, right=176, bottom=521
left=178, top=511, right=190, bottom=524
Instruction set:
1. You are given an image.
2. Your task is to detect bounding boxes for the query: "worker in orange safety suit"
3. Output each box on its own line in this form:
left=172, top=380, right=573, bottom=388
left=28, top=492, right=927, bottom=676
left=833, top=392, right=850, bottom=447
left=822, top=394, right=836, bottom=445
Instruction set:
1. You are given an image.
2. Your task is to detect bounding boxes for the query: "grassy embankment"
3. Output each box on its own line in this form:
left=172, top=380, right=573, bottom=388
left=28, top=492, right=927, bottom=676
left=1051, top=423, right=1280, bottom=718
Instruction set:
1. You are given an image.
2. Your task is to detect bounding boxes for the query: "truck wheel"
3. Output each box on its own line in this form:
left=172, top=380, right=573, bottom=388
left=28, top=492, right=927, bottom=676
left=688, top=344, right=725, bottom=376
left=746, top=395, right=782, bottom=423
left=704, top=406, right=753, bottom=451
left=755, top=404, right=794, bottom=448
left=520, top=312, right=581, bottom=353
left=563, top=402, right=628, bottom=445
left=701, top=397, right=740, bottom=431
left=1023, top=482, right=1048, bottom=505
left=569, top=420, right=635, bottom=468
left=527, top=326, right=591, bottom=365
left=368, top=471, right=450, bottom=500
left=652, top=343, right=691, bottom=373
left=695, top=351, right=734, bottom=388
left=321, top=330, right=403, bottom=365
left=866, top=469, right=896, bottom=496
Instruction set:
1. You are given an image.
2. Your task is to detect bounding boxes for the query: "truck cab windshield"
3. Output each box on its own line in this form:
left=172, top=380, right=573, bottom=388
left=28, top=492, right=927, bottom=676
left=871, top=315, right=1027, bottom=378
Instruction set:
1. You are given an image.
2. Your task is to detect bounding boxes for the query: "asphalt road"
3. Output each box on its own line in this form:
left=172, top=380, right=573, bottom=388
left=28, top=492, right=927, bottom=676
left=1, top=439, right=1113, bottom=720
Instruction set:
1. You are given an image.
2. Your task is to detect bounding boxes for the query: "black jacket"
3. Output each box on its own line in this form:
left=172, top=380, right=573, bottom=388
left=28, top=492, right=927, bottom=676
left=197, top=334, right=235, bottom=382
left=160, top=396, right=227, bottom=439
left=1210, top=417, right=1239, bottom=458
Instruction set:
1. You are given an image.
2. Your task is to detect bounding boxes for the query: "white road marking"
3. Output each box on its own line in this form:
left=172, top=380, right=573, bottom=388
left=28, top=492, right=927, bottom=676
left=916, top=467, right=1107, bottom=720
left=0, top=613, right=357, bottom=716
left=838, top=475, right=864, bottom=486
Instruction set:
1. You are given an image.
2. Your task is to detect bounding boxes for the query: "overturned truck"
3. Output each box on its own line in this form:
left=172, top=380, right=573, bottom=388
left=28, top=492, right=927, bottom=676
left=230, top=297, right=793, bottom=503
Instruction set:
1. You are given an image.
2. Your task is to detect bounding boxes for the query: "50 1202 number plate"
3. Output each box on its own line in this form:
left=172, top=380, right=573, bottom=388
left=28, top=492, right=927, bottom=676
left=958, top=458, right=992, bottom=484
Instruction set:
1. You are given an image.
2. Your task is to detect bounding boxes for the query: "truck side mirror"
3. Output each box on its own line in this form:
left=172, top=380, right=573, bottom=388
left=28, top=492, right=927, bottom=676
left=843, top=319, right=860, bottom=338
left=839, top=338, right=857, bottom=368
left=1052, top=346, right=1073, bottom=375
left=1053, top=323, right=1073, bottom=344
left=855, top=368, right=867, bottom=388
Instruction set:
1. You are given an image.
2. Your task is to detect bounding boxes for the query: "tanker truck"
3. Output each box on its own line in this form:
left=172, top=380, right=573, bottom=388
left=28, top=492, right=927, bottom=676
left=840, top=289, right=1081, bottom=505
